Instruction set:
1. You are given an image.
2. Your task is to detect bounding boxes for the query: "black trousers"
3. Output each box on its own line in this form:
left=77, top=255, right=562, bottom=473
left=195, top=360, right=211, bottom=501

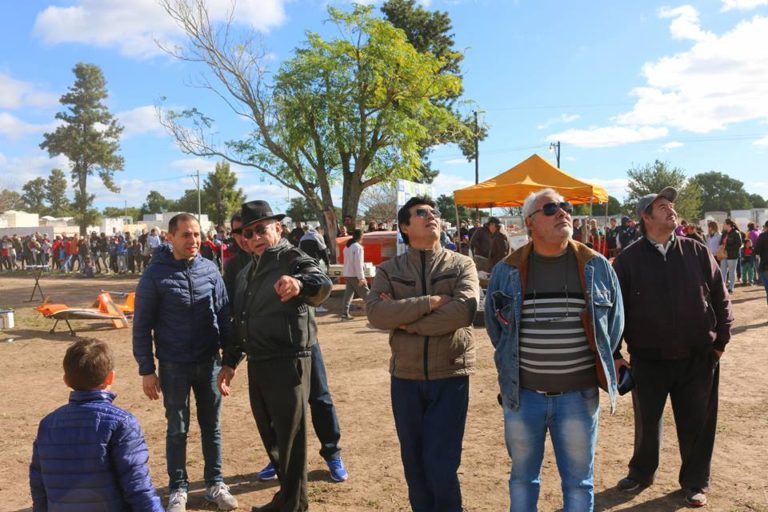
left=248, top=357, right=311, bottom=512
left=628, top=351, right=720, bottom=489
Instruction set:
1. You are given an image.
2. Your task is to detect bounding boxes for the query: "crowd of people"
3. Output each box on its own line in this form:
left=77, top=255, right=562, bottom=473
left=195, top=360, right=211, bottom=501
left=24, top=189, right=768, bottom=512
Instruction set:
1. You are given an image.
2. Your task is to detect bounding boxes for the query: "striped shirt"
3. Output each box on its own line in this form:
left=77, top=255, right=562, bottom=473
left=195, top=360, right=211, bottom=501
left=519, top=249, right=597, bottom=393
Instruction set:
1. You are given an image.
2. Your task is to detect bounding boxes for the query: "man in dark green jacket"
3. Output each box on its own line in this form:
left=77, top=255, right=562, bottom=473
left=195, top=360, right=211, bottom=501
left=218, top=200, right=332, bottom=512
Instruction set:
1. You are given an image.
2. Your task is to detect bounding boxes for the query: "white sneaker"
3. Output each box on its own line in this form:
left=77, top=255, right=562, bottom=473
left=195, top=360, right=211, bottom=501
left=166, top=489, right=188, bottom=512
left=205, top=482, right=238, bottom=510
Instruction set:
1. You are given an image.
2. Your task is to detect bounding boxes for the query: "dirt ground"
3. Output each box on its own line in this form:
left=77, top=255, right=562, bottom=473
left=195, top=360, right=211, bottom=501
left=1, top=272, right=767, bottom=512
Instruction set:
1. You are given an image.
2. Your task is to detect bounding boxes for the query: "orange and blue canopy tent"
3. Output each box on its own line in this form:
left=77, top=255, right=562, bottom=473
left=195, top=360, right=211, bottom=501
left=453, top=154, right=608, bottom=208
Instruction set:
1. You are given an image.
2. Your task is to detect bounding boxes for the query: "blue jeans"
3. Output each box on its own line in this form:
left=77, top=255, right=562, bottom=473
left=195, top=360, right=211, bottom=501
left=159, top=358, right=223, bottom=491
left=720, top=258, right=737, bottom=291
left=503, top=387, right=600, bottom=512
left=391, top=376, right=469, bottom=512
left=309, top=343, right=342, bottom=461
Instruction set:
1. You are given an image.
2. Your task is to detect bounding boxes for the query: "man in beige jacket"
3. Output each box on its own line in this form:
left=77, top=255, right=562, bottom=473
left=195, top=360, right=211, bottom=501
left=366, top=195, right=479, bottom=512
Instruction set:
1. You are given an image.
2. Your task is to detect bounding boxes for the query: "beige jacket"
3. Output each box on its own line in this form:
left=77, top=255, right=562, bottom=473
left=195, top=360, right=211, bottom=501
left=366, top=245, right=479, bottom=380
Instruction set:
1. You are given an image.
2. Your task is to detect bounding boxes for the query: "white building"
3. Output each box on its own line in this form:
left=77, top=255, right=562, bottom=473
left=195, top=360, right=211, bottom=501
left=0, top=210, right=39, bottom=228
left=141, top=212, right=213, bottom=234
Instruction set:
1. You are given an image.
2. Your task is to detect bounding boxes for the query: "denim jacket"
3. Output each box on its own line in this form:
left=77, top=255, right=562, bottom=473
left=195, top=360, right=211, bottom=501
left=484, top=240, right=624, bottom=413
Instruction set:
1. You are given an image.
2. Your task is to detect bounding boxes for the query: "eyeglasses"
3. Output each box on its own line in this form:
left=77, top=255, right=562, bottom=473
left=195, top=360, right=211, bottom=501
left=242, top=223, right=271, bottom=239
left=414, top=208, right=441, bottom=219
left=528, top=201, right=573, bottom=218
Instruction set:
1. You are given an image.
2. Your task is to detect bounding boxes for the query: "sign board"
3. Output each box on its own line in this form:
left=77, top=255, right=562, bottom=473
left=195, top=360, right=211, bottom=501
left=396, top=179, right=435, bottom=255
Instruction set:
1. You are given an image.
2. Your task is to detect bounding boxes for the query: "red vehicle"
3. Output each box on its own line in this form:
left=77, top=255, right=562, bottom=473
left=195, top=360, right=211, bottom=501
left=336, top=230, right=398, bottom=266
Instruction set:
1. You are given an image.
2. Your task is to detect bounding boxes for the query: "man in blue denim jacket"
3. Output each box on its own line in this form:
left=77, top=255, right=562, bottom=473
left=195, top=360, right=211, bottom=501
left=485, top=188, right=624, bottom=512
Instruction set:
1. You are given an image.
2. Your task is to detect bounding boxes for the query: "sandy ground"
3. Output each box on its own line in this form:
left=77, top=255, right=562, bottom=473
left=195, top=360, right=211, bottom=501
left=0, top=272, right=767, bottom=512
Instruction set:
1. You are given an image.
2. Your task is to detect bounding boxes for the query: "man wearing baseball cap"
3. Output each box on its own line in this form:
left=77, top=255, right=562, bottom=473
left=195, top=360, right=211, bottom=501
left=611, top=187, right=733, bottom=507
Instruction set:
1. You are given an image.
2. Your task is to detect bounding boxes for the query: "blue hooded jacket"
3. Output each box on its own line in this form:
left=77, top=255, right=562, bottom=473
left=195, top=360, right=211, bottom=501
left=133, top=244, right=231, bottom=375
left=29, top=390, right=163, bottom=512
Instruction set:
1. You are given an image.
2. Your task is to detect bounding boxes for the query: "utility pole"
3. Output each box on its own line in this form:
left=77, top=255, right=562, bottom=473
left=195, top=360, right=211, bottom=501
left=124, top=199, right=127, bottom=219
left=196, top=169, right=201, bottom=224
left=549, top=141, right=561, bottom=168
left=474, top=110, right=480, bottom=222
left=190, top=169, right=202, bottom=224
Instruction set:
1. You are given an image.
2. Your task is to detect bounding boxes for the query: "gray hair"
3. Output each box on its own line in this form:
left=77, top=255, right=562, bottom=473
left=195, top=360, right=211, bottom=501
left=521, top=188, right=563, bottom=219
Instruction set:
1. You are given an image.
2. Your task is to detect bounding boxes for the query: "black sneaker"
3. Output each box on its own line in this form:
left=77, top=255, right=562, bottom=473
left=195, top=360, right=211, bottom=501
left=685, top=488, right=707, bottom=507
left=617, top=477, right=646, bottom=492
left=340, top=314, right=354, bottom=321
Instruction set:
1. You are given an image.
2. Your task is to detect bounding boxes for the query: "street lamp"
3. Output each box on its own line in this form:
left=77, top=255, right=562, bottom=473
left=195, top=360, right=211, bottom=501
left=549, top=141, right=561, bottom=168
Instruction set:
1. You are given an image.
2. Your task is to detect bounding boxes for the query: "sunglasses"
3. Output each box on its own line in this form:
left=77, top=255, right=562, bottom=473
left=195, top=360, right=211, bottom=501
left=528, top=201, right=573, bottom=218
left=415, top=208, right=441, bottom=219
left=242, top=223, right=271, bottom=239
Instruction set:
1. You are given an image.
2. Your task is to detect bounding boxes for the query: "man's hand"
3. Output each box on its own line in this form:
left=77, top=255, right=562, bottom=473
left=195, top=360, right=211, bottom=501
left=357, top=278, right=367, bottom=287
left=142, top=373, right=161, bottom=400
left=217, top=366, right=237, bottom=396
left=614, top=358, right=630, bottom=376
left=274, top=275, right=302, bottom=302
left=714, top=350, right=723, bottom=360
left=429, top=295, right=452, bottom=311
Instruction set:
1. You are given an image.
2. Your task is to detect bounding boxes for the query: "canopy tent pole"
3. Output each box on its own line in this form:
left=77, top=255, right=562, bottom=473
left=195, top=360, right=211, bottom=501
left=455, top=202, right=462, bottom=253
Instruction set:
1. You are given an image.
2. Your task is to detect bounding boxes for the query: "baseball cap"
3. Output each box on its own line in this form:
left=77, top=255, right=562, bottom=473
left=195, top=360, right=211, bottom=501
left=636, top=187, right=678, bottom=218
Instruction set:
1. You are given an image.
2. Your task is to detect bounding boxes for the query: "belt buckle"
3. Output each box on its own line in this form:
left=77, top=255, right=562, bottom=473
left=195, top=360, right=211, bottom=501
left=536, top=390, right=563, bottom=397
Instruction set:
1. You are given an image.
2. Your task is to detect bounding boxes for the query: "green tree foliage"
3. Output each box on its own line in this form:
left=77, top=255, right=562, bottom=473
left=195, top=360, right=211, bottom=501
left=20, top=169, right=72, bottom=217
left=173, top=189, right=202, bottom=216
left=203, top=161, right=244, bottom=227
left=0, top=189, right=22, bottom=212
left=102, top=206, right=141, bottom=221
left=141, top=190, right=174, bottom=216
left=689, top=171, right=751, bottom=214
left=46, top=168, right=71, bottom=216
left=21, top=178, right=47, bottom=214
left=572, top=196, right=625, bottom=217
left=381, top=0, right=488, bottom=181
left=624, top=160, right=702, bottom=221
left=40, top=63, right=124, bottom=234
left=285, top=197, right=317, bottom=224
left=748, top=193, right=767, bottom=208
left=158, top=1, right=472, bottom=260
left=436, top=194, right=476, bottom=224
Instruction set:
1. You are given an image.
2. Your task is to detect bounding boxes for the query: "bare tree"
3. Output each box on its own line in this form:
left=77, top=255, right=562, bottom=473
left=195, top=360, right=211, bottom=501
left=359, top=185, right=397, bottom=224
left=156, top=1, right=468, bottom=260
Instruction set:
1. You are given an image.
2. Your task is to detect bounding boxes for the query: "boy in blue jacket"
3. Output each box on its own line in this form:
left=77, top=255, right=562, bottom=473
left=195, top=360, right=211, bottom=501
left=29, top=337, right=163, bottom=512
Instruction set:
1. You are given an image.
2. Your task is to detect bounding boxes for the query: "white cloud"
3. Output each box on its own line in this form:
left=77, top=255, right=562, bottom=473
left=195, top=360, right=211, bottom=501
left=90, top=178, right=149, bottom=205
left=0, top=73, right=59, bottom=109
left=0, top=112, right=59, bottom=140
left=585, top=177, right=630, bottom=200
left=536, top=113, right=580, bottom=130
left=170, top=158, right=219, bottom=174
left=547, top=126, right=668, bottom=148
left=617, top=10, right=768, bottom=133
left=754, top=135, right=768, bottom=146
left=661, top=141, right=685, bottom=150
left=554, top=8, right=768, bottom=148
left=721, top=0, right=768, bottom=11
left=0, top=152, right=70, bottom=190
left=443, top=158, right=470, bottom=165
left=117, top=105, right=164, bottom=138
left=658, top=5, right=714, bottom=42
left=33, top=0, right=288, bottom=59
left=432, top=172, right=474, bottom=197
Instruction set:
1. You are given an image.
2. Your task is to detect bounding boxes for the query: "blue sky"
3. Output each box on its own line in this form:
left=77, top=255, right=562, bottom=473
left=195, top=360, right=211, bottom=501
left=2, top=0, right=768, bottom=214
